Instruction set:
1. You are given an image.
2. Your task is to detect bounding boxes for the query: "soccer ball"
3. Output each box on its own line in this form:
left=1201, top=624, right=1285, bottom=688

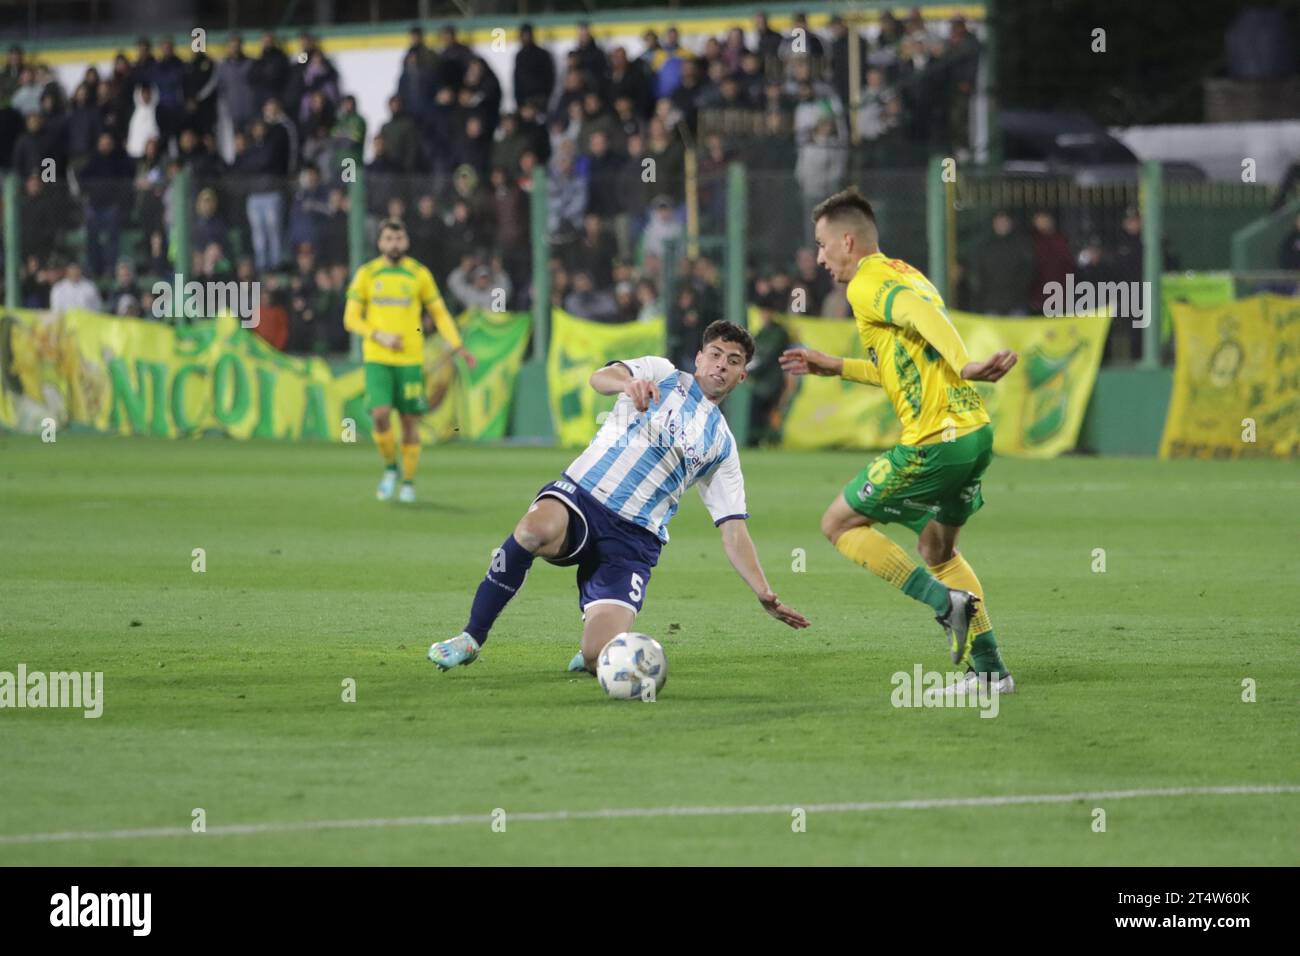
left=596, top=633, right=668, bottom=700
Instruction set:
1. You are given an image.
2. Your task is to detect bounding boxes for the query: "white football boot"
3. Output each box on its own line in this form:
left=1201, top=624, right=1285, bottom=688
left=376, top=469, right=397, bottom=501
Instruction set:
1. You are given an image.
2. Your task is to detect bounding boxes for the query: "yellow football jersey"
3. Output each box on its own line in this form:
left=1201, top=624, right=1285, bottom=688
left=344, top=256, right=460, bottom=366
left=843, top=252, right=989, bottom=446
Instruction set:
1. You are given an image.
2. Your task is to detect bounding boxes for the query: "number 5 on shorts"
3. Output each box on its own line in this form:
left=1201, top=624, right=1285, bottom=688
left=629, top=573, right=643, bottom=603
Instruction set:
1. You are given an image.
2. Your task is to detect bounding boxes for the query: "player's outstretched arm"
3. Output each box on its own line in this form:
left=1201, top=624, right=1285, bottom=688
left=779, top=347, right=843, bottom=377
left=781, top=347, right=881, bottom=386
left=719, top=519, right=810, bottom=629
left=590, top=363, right=660, bottom=411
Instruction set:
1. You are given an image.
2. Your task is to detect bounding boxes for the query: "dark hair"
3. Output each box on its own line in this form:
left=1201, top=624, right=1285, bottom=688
left=378, top=218, right=406, bottom=235
left=702, top=320, right=755, bottom=363
left=810, top=186, right=876, bottom=227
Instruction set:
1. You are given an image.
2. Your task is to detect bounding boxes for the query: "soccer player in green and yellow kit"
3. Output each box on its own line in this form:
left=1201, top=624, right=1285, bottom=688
left=779, top=187, right=1019, bottom=694
left=344, top=218, right=475, bottom=503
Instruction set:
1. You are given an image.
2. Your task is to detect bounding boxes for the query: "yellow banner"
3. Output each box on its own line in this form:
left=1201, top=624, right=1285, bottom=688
left=547, top=309, right=665, bottom=447
left=52, top=310, right=357, bottom=439
left=1160, top=295, right=1300, bottom=458
left=782, top=312, right=1110, bottom=457
left=0, top=309, right=526, bottom=444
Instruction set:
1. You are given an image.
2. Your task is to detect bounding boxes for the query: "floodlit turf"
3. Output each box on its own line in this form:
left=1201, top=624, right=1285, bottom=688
left=0, top=433, right=1296, bottom=865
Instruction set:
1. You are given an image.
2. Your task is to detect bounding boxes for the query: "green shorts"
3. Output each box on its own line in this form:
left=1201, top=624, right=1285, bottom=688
left=843, top=425, right=994, bottom=533
left=364, top=362, right=427, bottom=415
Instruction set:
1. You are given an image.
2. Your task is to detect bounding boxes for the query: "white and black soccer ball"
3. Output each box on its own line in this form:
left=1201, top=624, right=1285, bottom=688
left=596, top=632, right=668, bottom=700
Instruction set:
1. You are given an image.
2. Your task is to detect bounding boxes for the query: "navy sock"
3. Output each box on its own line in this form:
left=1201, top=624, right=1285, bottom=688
left=465, top=535, right=535, bottom=645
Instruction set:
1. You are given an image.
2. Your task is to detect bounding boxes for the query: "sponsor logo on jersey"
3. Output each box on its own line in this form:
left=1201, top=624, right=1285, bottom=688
left=857, top=482, right=875, bottom=500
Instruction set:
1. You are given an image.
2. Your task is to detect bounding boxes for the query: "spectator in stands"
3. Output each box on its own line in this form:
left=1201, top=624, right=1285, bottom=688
left=641, top=195, right=685, bottom=263
left=607, top=46, right=651, bottom=120
left=12, top=112, right=64, bottom=180
left=80, top=132, right=136, bottom=278
left=191, top=187, right=229, bottom=257
left=449, top=255, right=512, bottom=312
left=10, top=67, right=41, bottom=116
left=286, top=166, right=329, bottom=255
left=489, top=167, right=529, bottom=286
left=967, top=210, right=1033, bottom=315
left=379, top=94, right=421, bottom=173
left=240, top=119, right=287, bottom=271
left=945, top=16, right=981, bottom=159
left=182, top=45, right=218, bottom=139
left=331, top=94, right=365, bottom=163
left=782, top=12, right=826, bottom=68
left=567, top=213, right=619, bottom=289
left=514, top=24, right=556, bottom=110
left=828, top=16, right=867, bottom=113
left=790, top=246, right=833, bottom=314
left=436, top=25, right=475, bottom=90
left=0, top=45, right=24, bottom=106
left=66, top=82, right=102, bottom=171
left=747, top=304, right=795, bottom=445
left=251, top=33, right=291, bottom=112
left=152, top=37, right=185, bottom=148
left=216, top=35, right=257, bottom=134
left=573, top=23, right=609, bottom=85
left=547, top=143, right=588, bottom=239
left=565, top=269, right=618, bottom=322
left=50, top=260, right=103, bottom=313
left=795, top=115, right=846, bottom=236
left=20, top=174, right=63, bottom=263
left=108, top=259, right=141, bottom=312
left=319, top=187, right=349, bottom=268
left=753, top=12, right=784, bottom=71
left=1028, top=210, right=1073, bottom=314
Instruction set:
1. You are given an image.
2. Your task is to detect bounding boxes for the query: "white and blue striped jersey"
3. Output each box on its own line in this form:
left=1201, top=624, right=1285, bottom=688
left=564, top=356, right=748, bottom=543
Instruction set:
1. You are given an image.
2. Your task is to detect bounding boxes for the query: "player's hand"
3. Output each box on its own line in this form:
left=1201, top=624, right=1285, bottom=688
left=759, top=591, right=810, bottom=629
left=623, top=378, right=660, bottom=412
left=961, top=350, right=1018, bottom=382
left=779, top=347, right=842, bottom=377
left=457, top=347, right=478, bottom=369
left=373, top=331, right=402, bottom=350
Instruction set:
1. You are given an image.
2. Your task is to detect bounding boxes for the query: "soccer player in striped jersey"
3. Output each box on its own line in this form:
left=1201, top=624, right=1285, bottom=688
left=779, top=187, right=1018, bottom=695
left=429, top=320, right=810, bottom=674
left=344, top=218, right=475, bottom=503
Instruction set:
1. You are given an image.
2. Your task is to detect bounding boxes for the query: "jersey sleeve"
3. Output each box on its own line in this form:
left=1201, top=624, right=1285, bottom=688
left=695, top=436, right=748, bottom=526
left=345, top=266, right=370, bottom=305
left=889, top=288, right=972, bottom=374
left=419, top=266, right=463, bottom=349
left=841, top=356, right=881, bottom=386
left=342, top=267, right=372, bottom=335
left=612, top=356, right=677, bottom=382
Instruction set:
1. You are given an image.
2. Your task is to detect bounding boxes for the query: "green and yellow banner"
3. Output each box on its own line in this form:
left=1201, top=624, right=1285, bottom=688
left=0, top=308, right=530, bottom=444
left=1160, top=294, right=1300, bottom=458
left=420, top=309, right=532, bottom=444
left=547, top=309, right=665, bottom=447
left=780, top=312, right=1110, bottom=457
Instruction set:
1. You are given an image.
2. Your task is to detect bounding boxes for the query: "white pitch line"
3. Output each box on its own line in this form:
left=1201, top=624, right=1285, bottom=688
left=1, top=784, right=1296, bottom=846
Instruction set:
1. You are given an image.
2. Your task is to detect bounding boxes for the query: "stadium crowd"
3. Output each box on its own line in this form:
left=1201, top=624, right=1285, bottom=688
left=0, top=9, right=981, bottom=360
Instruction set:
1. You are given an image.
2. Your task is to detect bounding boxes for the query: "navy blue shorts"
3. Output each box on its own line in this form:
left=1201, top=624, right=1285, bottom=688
left=533, top=476, right=663, bottom=617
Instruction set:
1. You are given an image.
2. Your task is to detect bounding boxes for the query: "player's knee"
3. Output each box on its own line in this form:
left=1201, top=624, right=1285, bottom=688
left=513, top=513, right=560, bottom=554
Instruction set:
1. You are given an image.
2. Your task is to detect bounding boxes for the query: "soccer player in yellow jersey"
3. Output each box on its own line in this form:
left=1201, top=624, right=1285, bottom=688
left=344, top=218, right=475, bottom=503
left=780, top=187, right=1020, bottom=694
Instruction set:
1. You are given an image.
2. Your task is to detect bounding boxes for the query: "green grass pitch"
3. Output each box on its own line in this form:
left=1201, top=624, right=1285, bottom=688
left=0, top=433, right=1296, bottom=865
